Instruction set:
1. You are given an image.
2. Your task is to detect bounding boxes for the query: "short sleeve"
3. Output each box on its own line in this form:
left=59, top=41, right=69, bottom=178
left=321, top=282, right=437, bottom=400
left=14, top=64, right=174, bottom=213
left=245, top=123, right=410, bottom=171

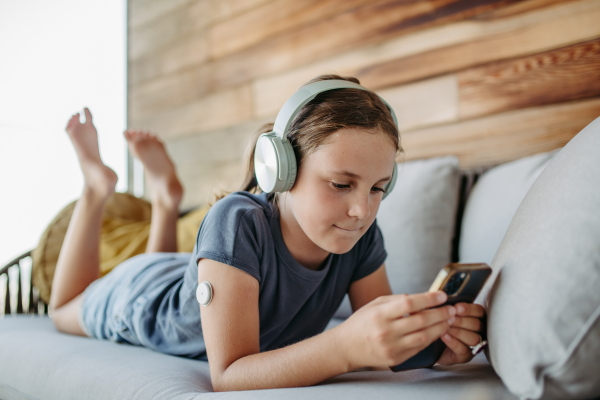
left=194, top=193, right=270, bottom=282
left=350, top=220, right=387, bottom=283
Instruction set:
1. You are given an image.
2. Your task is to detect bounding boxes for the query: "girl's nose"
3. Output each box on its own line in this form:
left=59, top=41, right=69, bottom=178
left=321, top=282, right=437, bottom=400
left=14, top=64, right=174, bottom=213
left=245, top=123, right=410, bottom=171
left=348, top=191, right=370, bottom=220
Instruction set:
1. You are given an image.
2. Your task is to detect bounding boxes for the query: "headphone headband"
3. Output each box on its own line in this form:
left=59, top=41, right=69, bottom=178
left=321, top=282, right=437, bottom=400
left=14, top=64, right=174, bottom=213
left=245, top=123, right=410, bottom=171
left=273, top=80, right=398, bottom=141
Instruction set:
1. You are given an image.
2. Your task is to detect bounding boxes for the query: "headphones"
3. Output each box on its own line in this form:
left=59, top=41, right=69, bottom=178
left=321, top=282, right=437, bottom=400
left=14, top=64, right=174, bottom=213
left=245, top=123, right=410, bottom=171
left=254, top=79, right=398, bottom=199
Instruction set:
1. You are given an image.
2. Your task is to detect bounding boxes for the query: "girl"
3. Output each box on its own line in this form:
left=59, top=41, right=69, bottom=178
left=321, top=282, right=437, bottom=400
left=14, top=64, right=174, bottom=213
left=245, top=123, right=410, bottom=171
left=50, top=75, right=485, bottom=392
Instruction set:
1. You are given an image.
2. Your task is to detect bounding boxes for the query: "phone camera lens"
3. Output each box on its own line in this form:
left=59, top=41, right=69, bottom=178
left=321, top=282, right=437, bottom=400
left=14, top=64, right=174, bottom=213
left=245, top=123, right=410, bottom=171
left=444, top=272, right=468, bottom=296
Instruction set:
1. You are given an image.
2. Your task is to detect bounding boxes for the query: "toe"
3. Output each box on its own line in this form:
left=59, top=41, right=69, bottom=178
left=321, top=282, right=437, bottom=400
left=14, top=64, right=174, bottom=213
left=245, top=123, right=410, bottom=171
left=84, top=108, right=93, bottom=123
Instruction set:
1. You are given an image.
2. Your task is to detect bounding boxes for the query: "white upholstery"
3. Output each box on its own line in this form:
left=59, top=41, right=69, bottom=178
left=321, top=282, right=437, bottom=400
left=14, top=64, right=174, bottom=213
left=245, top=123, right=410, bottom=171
left=485, top=117, right=600, bottom=399
left=0, top=316, right=515, bottom=400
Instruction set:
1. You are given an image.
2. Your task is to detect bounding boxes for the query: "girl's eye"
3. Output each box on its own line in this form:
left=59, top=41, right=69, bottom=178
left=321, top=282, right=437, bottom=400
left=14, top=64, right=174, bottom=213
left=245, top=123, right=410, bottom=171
left=372, top=187, right=386, bottom=194
left=332, top=182, right=350, bottom=190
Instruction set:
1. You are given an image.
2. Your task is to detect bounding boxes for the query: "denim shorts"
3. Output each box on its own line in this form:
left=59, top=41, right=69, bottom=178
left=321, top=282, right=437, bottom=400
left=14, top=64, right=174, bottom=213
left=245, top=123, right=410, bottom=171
left=78, top=252, right=207, bottom=359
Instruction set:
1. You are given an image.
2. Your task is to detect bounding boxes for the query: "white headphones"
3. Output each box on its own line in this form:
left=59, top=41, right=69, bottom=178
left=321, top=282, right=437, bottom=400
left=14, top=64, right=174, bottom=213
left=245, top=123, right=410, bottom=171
left=254, top=79, right=398, bottom=199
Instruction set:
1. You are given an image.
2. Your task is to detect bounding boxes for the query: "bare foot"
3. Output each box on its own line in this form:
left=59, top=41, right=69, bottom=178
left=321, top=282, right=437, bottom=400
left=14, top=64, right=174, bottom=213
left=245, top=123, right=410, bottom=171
left=65, top=108, right=118, bottom=199
left=124, top=129, right=183, bottom=210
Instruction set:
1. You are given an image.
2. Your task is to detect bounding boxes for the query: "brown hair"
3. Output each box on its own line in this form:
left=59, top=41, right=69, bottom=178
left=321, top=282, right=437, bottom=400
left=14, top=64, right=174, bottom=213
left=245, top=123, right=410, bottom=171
left=213, top=74, right=402, bottom=204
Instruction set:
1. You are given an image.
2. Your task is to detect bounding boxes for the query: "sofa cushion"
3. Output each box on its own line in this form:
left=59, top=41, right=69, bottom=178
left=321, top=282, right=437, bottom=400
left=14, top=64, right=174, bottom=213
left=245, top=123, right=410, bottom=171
left=0, top=316, right=515, bottom=400
left=485, top=116, right=600, bottom=399
left=334, top=156, right=460, bottom=318
left=459, top=151, right=556, bottom=265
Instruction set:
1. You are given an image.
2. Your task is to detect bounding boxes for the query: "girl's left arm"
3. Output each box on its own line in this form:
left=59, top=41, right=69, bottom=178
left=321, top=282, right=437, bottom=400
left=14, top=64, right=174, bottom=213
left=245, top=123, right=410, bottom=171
left=347, top=264, right=393, bottom=311
left=348, top=264, right=486, bottom=366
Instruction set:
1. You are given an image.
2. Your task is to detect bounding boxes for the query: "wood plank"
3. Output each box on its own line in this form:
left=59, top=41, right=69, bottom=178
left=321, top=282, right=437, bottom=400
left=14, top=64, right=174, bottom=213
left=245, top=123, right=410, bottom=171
left=166, top=118, right=271, bottom=168
left=471, top=0, right=571, bottom=20
left=208, top=0, right=374, bottom=60
left=128, top=0, right=211, bottom=61
left=379, top=74, right=459, bottom=132
left=356, top=0, right=600, bottom=90
left=128, top=0, right=273, bottom=62
left=208, top=0, right=274, bottom=22
left=129, top=30, right=209, bottom=93
left=401, top=97, right=600, bottom=168
left=178, top=162, right=243, bottom=209
left=130, top=0, right=514, bottom=118
left=253, top=0, right=600, bottom=119
left=206, top=0, right=515, bottom=94
left=128, top=0, right=192, bottom=30
left=459, top=39, right=600, bottom=118
left=129, top=85, right=253, bottom=140
left=128, top=64, right=212, bottom=121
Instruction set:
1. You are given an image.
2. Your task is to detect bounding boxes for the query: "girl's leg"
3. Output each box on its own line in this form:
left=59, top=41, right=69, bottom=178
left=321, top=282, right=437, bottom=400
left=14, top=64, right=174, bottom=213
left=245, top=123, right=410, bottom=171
left=124, top=129, right=183, bottom=253
left=50, top=108, right=118, bottom=335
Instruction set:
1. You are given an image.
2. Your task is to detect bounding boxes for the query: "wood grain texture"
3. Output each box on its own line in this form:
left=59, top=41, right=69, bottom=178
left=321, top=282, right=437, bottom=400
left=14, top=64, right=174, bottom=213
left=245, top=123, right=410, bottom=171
left=401, top=97, right=600, bottom=167
left=459, top=39, right=600, bottom=118
left=355, top=0, right=600, bottom=90
left=129, top=0, right=273, bottom=61
left=205, top=0, right=515, bottom=94
left=379, top=74, right=459, bottom=132
left=209, top=0, right=376, bottom=60
left=129, top=0, right=210, bottom=60
left=253, top=0, right=600, bottom=119
left=471, top=0, right=571, bottom=20
left=129, top=29, right=209, bottom=86
left=130, top=85, right=253, bottom=140
left=128, top=0, right=191, bottom=30
left=129, top=64, right=212, bottom=119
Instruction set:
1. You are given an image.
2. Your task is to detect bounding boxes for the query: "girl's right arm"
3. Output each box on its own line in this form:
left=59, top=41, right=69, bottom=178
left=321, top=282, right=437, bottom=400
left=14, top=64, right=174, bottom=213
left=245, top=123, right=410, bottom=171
left=198, top=258, right=454, bottom=392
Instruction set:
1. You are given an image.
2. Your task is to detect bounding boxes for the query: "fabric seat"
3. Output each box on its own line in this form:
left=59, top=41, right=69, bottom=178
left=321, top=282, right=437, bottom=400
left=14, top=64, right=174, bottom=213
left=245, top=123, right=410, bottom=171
left=0, top=315, right=516, bottom=400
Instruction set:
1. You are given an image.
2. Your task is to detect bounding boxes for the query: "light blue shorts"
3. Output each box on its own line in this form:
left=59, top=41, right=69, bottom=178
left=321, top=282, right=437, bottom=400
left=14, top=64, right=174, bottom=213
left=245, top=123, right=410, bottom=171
left=78, top=252, right=207, bottom=359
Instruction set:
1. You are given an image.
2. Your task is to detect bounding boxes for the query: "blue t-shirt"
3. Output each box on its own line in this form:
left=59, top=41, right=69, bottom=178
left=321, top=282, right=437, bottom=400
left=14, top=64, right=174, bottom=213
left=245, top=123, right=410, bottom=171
left=80, top=192, right=387, bottom=360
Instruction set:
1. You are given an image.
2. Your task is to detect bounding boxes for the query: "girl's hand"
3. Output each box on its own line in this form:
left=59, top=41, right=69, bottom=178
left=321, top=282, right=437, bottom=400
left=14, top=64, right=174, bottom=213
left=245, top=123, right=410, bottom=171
left=437, top=303, right=486, bottom=366
left=335, top=292, right=457, bottom=370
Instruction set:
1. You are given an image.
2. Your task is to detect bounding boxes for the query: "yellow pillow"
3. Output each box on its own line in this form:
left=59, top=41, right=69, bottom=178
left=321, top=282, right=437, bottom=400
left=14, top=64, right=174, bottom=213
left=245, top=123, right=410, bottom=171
left=31, top=192, right=209, bottom=304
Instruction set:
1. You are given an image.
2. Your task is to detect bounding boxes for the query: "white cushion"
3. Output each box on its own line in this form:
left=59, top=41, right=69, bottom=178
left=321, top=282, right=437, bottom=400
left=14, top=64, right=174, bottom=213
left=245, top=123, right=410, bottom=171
left=485, top=116, right=600, bottom=399
left=459, top=151, right=556, bottom=265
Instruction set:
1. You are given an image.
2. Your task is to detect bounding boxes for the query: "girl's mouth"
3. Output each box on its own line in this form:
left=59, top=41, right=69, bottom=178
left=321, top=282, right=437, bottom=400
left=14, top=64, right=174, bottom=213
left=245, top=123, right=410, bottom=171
left=334, top=225, right=360, bottom=232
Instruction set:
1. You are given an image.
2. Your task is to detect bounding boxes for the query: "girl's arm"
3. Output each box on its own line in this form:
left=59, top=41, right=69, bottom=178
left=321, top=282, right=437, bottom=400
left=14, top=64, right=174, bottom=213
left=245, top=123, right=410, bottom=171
left=347, top=264, right=392, bottom=311
left=198, top=259, right=454, bottom=392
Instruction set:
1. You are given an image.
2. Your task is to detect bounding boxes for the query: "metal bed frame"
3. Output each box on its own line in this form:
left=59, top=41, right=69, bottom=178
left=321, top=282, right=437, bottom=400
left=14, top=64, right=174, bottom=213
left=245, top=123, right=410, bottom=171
left=0, top=250, right=48, bottom=316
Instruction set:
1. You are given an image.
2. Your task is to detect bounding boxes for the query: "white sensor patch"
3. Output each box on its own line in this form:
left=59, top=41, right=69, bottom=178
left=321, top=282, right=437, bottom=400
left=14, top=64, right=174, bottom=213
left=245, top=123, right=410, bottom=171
left=197, top=281, right=213, bottom=307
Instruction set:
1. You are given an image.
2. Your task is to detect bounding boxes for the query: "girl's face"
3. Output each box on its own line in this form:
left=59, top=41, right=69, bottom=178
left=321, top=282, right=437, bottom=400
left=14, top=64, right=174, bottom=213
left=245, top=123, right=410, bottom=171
left=283, top=128, right=397, bottom=257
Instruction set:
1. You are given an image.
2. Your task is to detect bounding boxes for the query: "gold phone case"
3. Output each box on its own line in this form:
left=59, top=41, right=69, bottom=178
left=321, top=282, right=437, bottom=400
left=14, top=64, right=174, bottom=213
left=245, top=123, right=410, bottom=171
left=429, top=263, right=491, bottom=305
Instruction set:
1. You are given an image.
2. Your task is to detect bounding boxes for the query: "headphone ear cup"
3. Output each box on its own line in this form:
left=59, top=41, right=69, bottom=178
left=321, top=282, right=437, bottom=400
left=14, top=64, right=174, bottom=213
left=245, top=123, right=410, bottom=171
left=254, top=133, right=281, bottom=193
left=382, top=163, right=398, bottom=200
left=281, top=140, right=297, bottom=192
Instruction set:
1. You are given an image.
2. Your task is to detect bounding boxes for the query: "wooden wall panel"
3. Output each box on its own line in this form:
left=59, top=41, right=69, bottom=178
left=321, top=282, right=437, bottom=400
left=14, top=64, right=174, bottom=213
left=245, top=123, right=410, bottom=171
left=355, top=0, right=600, bottom=89
left=208, top=0, right=372, bottom=60
left=459, top=39, right=600, bottom=118
left=131, top=0, right=573, bottom=133
left=253, top=0, right=600, bottom=120
left=379, top=75, right=459, bottom=132
left=401, top=97, right=600, bottom=167
left=128, top=0, right=600, bottom=206
left=133, top=84, right=253, bottom=140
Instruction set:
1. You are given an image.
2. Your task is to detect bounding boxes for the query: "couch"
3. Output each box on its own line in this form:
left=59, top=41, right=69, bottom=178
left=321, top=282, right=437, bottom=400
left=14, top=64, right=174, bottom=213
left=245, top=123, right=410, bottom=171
left=1, top=116, right=599, bottom=400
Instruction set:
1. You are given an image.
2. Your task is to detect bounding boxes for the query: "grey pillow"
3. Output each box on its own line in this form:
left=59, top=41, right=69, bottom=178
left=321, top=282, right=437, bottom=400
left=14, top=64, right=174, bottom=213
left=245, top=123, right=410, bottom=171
left=459, top=151, right=557, bottom=265
left=485, top=116, right=600, bottom=399
left=334, top=156, right=460, bottom=318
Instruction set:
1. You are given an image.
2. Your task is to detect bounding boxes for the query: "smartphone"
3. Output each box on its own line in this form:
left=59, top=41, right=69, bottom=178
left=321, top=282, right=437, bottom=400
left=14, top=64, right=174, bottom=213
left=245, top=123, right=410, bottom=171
left=390, top=263, right=492, bottom=372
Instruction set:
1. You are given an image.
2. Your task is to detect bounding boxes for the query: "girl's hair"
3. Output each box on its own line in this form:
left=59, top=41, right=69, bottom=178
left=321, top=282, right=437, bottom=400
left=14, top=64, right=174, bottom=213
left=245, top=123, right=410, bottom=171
left=212, top=74, right=402, bottom=204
